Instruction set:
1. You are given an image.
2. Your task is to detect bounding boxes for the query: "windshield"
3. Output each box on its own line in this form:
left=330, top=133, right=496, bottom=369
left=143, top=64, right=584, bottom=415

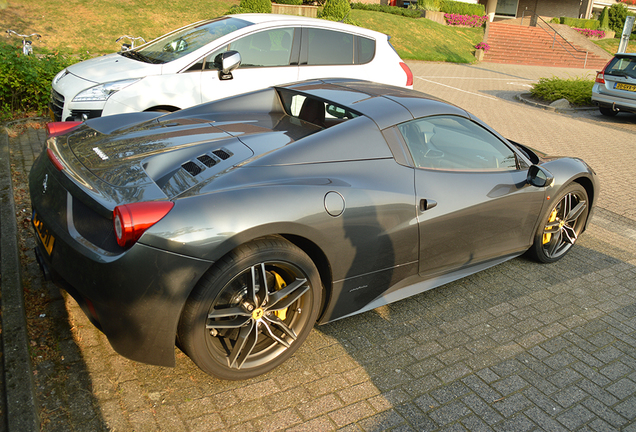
left=606, top=56, right=636, bottom=79
left=120, top=16, right=253, bottom=64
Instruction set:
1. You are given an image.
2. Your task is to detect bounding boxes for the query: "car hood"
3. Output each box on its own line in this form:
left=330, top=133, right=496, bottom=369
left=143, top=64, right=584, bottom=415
left=58, top=112, right=318, bottom=204
left=66, top=53, right=159, bottom=83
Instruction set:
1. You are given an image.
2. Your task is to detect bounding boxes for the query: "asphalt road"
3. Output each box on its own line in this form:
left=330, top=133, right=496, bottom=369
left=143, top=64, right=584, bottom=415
left=2, top=61, right=636, bottom=431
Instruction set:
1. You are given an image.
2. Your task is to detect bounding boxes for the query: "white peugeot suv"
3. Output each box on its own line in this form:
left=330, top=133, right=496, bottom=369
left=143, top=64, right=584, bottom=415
left=50, top=14, right=413, bottom=121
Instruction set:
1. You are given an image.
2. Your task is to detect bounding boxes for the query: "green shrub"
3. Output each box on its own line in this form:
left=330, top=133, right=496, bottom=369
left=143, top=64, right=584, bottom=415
left=234, top=0, right=272, bottom=13
left=0, top=40, right=80, bottom=120
left=351, top=3, right=422, bottom=18
left=550, top=17, right=560, bottom=24
left=418, top=0, right=440, bottom=11
left=599, top=6, right=610, bottom=30
left=320, top=0, right=352, bottom=22
left=439, top=0, right=485, bottom=16
left=530, top=76, right=593, bottom=106
left=560, top=17, right=599, bottom=30
left=274, top=0, right=303, bottom=5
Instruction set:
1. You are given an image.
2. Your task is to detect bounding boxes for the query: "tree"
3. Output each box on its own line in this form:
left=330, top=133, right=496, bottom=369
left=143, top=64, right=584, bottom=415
left=608, top=3, right=628, bottom=34
left=598, top=6, right=609, bottom=30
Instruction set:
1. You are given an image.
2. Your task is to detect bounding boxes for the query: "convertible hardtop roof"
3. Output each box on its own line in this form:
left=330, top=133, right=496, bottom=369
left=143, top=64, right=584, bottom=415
left=280, top=79, right=469, bottom=130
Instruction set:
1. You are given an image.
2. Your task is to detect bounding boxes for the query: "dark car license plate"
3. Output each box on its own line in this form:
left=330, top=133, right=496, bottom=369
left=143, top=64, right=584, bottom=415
left=615, top=82, right=636, bottom=92
left=33, top=211, right=55, bottom=255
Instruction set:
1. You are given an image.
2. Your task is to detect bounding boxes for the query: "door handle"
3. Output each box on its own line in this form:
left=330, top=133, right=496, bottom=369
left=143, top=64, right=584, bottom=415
left=419, top=199, right=437, bottom=212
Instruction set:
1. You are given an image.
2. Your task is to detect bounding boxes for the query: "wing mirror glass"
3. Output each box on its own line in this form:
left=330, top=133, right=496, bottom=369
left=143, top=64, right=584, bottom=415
left=214, top=51, right=241, bottom=80
left=527, top=165, right=554, bottom=188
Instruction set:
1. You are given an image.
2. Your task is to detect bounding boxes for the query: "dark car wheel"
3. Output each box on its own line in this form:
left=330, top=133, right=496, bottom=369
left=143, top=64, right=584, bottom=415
left=529, top=183, right=589, bottom=263
left=599, top=107, right=618, bottom=117
left=178, top=238, right=322, bottom=380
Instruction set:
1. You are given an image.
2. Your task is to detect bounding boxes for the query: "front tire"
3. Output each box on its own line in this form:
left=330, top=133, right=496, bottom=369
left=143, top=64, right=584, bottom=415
left=528, top=183, right=589, bottom=263
left=178, top=238, right=322, bottom=380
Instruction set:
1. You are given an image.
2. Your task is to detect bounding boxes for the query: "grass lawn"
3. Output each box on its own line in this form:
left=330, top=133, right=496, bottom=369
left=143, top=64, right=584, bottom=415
left=1, top=0, right=484, bottom=62
left=0, top=0, right=237, bottom=54
left=352, top=9, right=484, bottom=63
left=593, top=37, right=636, bottom=54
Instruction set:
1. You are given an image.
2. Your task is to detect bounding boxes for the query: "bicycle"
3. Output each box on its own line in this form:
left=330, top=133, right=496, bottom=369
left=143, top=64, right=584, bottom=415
left=6, top=29, right=41, bottom=56
left=116, top=35, right=146, bottom=52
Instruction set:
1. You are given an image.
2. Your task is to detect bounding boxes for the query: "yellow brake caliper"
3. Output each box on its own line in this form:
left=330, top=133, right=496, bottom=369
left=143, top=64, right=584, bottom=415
left=543, top=208, right=558, bottom=244
left=271, top=271, right=288, bottom=321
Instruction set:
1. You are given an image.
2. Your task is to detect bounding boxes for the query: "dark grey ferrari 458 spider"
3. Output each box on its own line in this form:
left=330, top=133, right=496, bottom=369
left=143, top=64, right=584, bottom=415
left=30, top=79, right=598, bottom=380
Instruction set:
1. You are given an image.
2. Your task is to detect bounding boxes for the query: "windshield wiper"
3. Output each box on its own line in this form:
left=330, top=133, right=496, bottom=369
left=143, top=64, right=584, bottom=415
left=119, top=50, right=162, bottom=64
left=606, top=71, right=633, bottom=79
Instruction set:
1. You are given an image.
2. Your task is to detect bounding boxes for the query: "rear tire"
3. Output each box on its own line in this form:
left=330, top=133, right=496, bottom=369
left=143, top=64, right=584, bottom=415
left=178, top=238, right=322, bottom=380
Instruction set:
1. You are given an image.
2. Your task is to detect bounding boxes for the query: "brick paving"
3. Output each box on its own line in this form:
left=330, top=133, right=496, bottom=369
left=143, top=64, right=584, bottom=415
left=6, top=62, right=636, bottom=431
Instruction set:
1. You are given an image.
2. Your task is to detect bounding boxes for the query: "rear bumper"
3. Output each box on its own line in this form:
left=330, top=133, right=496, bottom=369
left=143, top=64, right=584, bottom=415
left=592, top=90, right=636, bottom=114
left=33, top=230, right=212, bottom=367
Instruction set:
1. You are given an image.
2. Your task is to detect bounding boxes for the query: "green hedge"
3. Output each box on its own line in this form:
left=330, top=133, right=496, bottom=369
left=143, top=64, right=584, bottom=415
left=274, top=0, right=302, bottom=5
left=351, top=3, right=422, bottom=18
left=0, top=40, right=80, bottom=120
left=353, top=0, right=484, bottom=18
left=439, top=0, right=485, bottom=16
left=560, top=17, right=599, bottom=30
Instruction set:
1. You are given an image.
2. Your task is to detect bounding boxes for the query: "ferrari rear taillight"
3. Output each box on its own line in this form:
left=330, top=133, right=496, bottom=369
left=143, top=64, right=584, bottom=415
left=113, top=201, right=174, bottom=248
left=46, top=148, right=65, bottom=171
left=47, top=121, right=82, bottom=138
left=400, top=62, right=414, bottom=87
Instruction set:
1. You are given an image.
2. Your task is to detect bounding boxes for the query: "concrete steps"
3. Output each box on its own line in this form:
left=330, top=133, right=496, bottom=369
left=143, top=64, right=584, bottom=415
left=482, top=22, right=609, bottom=70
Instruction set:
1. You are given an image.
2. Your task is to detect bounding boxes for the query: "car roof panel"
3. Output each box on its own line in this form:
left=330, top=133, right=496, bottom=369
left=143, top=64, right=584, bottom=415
left=281, top=79, right=468, bottom=129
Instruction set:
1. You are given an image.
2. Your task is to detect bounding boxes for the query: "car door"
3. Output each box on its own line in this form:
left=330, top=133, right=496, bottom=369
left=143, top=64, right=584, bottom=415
left=396, top=115, right=545, bottom=277
left=198, top=27, right=300, bottom=104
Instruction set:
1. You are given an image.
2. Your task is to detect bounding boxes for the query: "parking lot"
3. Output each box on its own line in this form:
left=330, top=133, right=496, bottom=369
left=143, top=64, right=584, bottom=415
left=6, top=61, right=636, bottom=431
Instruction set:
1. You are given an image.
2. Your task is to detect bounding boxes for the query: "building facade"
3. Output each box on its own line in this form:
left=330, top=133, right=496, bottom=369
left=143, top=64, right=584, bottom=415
left=478, top=0, right=636, bottom=20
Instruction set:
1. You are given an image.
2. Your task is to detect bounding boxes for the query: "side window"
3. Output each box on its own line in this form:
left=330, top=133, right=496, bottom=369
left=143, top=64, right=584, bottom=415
left=357, top=36, right=375, bottom=64
left=397, top=116, right=518, bottom=171
left=306, top=28, right=354, bottom=65
left=204, top=28, right=294, bottom=69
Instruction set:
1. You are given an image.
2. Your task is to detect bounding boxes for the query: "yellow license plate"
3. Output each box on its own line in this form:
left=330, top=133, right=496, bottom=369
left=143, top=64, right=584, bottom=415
left=49, top=107, right=55, bottom=122
left=615, top=82, right=636, bottom=92
left=33, top=211, right=55, bottom=255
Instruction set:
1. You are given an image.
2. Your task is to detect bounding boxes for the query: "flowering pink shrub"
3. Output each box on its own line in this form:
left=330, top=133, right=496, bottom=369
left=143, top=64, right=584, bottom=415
left=573, top=28, right=606, bottom=38
left=444, top=14, right=488, bottom=27
left=475, top=42, right=490, bottom=51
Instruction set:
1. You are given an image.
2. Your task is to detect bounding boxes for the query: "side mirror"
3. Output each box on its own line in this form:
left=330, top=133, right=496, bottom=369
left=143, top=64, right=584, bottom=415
left=527, top=165, right=554, bottom=188
left=214, top=51, right=241, bottom=80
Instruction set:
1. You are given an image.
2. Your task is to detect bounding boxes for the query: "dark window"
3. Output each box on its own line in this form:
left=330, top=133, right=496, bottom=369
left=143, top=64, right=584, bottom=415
left=606, top=55, right=636, bottom=78
left=306, top=28, right=354, bottom=65
left=398, top=116, right=518, bottom=171
left=357, top=36, right=375, bottom=64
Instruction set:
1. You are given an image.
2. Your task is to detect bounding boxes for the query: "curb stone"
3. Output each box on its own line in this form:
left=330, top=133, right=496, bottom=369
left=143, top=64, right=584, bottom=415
left=515, top=92, right=597, bottom=113
left=0, top=127, right=40, bottom=432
